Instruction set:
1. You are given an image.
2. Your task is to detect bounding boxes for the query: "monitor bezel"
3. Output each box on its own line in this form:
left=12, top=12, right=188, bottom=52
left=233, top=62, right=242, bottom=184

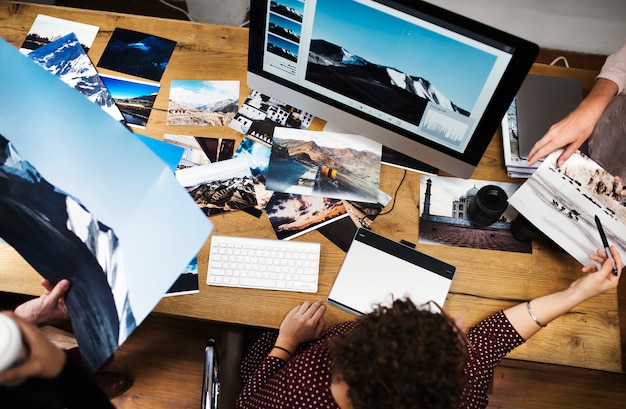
left=247, top=0, right=539, bottom=178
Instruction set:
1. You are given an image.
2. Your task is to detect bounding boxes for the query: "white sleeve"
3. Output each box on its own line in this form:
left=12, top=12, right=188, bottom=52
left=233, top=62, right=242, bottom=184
left=597, top=39, right=626, bottom=95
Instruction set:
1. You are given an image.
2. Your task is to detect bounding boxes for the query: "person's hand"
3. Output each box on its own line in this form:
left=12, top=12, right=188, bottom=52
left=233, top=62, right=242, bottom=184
left=526, top=110, right=593, bottom=167
left=616, top=176, right=626, bottom=198
left=13, top=279, right=70, bottom=326
left=0, top=312, right=67, bottom=386
left=574, top=246, right=622, bottom=299
left=527, top=78, right=618, bottom=167
left=275, top=300, right=326, bottom=354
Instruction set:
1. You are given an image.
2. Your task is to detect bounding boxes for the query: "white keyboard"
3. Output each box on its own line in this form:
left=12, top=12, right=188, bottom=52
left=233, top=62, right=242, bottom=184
left=207, top=235, right=320, bottom=293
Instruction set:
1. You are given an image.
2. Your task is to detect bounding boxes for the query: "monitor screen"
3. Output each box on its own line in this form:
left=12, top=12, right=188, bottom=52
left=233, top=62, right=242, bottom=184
left=247, top=0, right=538, bottom=178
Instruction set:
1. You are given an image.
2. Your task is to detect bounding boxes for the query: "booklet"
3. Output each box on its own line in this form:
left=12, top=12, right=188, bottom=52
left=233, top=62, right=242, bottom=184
left=509, top=149, right=626, bottom=265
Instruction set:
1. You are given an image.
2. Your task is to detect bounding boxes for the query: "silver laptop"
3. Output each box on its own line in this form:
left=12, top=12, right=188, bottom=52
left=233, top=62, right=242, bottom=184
left=327, top=228, right=456, bottom=316
left=516, top=74, right=583, bottom=159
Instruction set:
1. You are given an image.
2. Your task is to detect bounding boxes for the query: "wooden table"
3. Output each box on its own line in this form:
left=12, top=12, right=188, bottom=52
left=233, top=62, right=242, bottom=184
left=0, top=1, right=620, bottom=372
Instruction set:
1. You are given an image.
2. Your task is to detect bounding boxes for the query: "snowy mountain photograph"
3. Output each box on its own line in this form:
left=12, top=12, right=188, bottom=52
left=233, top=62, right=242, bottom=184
left=167, top=80, right=239, bottom=126
left=27, top=32, right=125, bottom=123
left=0, top=133, right=133, bottom=373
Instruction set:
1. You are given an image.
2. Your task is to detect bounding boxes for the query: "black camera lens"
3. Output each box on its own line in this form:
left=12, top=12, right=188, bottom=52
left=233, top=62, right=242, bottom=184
left=511, top=215, right=542, bottom=241
left=468, top=185, right=508, bottom=227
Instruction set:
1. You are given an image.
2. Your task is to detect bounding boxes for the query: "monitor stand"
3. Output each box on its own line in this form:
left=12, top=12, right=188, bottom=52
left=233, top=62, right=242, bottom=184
left=323, top=122, right=438, bottom=175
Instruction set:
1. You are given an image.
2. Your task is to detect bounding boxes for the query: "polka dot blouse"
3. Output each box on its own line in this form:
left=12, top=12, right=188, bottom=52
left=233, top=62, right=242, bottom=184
left=236, top=311, right=524, bottom=408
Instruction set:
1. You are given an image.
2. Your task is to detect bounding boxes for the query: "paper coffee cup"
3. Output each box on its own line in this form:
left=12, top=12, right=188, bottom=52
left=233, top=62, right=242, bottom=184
left=0, top=314, right=28, bottom=372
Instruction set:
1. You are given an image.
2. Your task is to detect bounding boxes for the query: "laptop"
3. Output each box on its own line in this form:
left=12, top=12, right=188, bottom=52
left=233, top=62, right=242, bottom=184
left=327, top=228, right=456, bottom=316
left=516, top=74, right=583, bottom=159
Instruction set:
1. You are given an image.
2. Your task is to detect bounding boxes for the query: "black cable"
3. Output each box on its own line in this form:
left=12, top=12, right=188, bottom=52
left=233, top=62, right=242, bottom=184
left=378, top=169, right=407, bottom=216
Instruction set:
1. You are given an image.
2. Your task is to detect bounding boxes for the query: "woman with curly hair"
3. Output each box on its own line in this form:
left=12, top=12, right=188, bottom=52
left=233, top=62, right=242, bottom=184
left=236, top=246, right=621, bottom=409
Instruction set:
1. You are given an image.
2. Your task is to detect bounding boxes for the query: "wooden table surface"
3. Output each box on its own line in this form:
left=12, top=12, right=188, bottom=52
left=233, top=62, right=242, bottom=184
left=0, top=1, right=620, bottom=372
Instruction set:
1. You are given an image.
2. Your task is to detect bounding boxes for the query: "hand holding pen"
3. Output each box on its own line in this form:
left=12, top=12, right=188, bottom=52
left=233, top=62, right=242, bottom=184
left=593, top=215, right=619, bottom=276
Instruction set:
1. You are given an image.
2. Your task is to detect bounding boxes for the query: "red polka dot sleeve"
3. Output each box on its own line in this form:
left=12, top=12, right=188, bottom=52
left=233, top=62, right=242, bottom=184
left=237, top=312, right=523, bottom=408
left=459, top=310, right=525, bottom=409
left=236, top=322, right=356, bottom=408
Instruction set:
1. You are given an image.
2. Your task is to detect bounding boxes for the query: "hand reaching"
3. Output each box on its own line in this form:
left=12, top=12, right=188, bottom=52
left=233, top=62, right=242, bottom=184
left=275, top=300, right=326, bottom=355
left=526, top=110, right=593, bottom=167
left=527, top=77, right=618, bottom=167
left=574, top=246, right=622, bottom=299
left=13, top=279, right=70, bottom=326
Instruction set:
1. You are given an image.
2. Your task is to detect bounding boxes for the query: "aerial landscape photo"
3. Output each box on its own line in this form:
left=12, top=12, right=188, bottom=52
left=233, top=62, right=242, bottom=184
left=266, top=129, right=382, bottom=203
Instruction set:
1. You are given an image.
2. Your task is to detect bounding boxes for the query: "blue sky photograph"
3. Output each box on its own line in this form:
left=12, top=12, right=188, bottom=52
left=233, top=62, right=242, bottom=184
left=100, top=74, right=160, bottom=99
left=169, top=80, right=239, bottom=109
left=311, top=0, right=497, bottom=111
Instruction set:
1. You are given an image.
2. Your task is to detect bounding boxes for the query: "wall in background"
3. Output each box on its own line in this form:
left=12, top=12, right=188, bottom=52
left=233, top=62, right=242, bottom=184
left=185, top=0, right=249, bottom=27
left=184, top=0, right=625, bottom=55
left=428, top=0, right=626, bottom=55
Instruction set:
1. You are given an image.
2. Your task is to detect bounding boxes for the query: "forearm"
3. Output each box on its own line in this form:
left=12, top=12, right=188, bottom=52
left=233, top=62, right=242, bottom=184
left=504, top=285, right=587, bottom=340
left=575, top=78, right=619, bottom=127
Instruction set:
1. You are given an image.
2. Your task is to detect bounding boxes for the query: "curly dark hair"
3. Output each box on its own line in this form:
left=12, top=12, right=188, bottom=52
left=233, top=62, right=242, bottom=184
left=329, top=298, right=467, bottom=409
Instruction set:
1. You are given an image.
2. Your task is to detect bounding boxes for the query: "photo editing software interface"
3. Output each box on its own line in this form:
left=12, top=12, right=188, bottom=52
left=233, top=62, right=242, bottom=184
left=249, top=0, right=538, bottom=177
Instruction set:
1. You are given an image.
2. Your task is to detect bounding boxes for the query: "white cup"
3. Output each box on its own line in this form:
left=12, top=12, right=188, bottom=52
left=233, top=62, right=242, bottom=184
left=0, top=314, right=29, bottom=372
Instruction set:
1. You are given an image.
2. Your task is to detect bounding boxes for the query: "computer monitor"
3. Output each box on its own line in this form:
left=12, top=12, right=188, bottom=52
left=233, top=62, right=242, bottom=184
left=247, top=0, right=539, bottom=178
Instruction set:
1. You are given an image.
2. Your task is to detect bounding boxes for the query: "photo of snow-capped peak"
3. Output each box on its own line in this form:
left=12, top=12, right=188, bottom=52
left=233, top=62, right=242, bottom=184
left=167, top=80, right=240, bottom=127
left=307, top=39, right=469, bottom=117
left=0, top=133, right=134, bottom=373
left=27, top=32, right=125, bottom=123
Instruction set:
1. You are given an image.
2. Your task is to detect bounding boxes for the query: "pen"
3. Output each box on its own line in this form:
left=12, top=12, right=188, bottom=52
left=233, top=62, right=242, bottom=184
left=594, top=215, right=619, bottom=276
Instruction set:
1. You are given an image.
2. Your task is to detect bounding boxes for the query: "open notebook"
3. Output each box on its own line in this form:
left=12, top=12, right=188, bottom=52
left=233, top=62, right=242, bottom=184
left=327, top=228, right=456, bottom=316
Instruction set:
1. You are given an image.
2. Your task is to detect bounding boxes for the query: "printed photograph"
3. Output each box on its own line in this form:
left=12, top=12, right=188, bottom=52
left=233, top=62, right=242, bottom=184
left=501, top=97, right=541, bottom=178
left=229, top=90, right=315, bottom=145
left=266, top=128, right=382, bottom=203
left=135, top=133, right=185, bottom=172
left=167, top=80, right=239, bottom=126
left=27, top=33, right=125, bottom=123
left=97, top=28, right=177, bottom=82
left=0, top=134, right=133, bottom=373
left=164, top=133, right=235, bottom=169
left=176, top=157, right=258, bottom=216
left=419, top=175, right=530, bottom=253
left=266, top=193, right=348, bottom=240
left=165, top=257, right=199, bottom=296
left=509, top=150, right=626, bottom=265
left=233, top=135, right=274, bottom=209
left=318, top=190, right=392, bottom=251
left=0, top=42, right=212, bottom=374
left=20, top=13, right=99, bottom=54
left=100, top=74, right=160, bottom=128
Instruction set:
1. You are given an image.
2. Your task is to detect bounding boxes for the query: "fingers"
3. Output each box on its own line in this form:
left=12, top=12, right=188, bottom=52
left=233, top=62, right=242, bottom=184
left=47, top=279, right=70, bottom=303
left=610, top=246, right=623, bottom=272
left=556, top=146, right=577, bottom=167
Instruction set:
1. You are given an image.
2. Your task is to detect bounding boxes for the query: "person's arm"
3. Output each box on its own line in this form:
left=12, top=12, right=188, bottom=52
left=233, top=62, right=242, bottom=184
left=0, top=312, right=114, bottom=408
left=0, top=312, right=66, bottom=385
left=527, top=78, right=619, bottom=166
left=271, top=300, right=326, bottom=359
left=236, top=301, right=326, bottom=408
left=505, top=246, right=621, bottom=339
left=13, top=279, right=70, bottom=326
